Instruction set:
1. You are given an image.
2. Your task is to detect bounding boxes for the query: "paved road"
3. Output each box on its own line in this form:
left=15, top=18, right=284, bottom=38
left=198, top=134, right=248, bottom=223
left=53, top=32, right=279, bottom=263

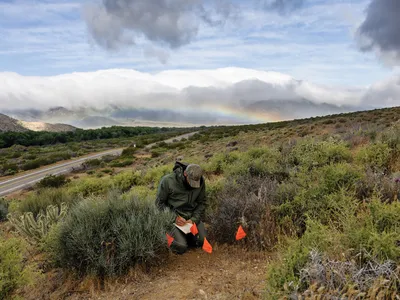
left=0, top=131, right=198, bottom=197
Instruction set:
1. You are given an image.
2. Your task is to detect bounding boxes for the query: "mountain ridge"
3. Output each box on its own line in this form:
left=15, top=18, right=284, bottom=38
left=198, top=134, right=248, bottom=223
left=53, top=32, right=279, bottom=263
left=0, top=113, right=76, bottom=133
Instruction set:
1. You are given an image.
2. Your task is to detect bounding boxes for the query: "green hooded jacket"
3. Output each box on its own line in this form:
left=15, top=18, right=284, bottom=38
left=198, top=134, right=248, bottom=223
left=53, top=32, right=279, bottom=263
left=155, top=161, right=206, bottom=224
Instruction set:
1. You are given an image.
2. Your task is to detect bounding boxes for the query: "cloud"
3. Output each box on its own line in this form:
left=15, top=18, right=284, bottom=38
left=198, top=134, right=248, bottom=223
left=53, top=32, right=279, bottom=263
left=361, top=75, right=400, bottom=108
left=82, top=0, right=305, bottom=53
left=260, top=0, right=305, bottom=15
left=83, top=0, right=205, bottom=50
left=143, top=46, right=170, bottom=64
left=357, top=0, right=400, bottom=64
left=1, top=67, right=391, bottom=126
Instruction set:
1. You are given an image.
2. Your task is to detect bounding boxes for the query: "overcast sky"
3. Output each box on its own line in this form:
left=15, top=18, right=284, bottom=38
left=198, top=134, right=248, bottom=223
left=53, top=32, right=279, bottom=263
left=0, top=0, right=399, bottom=87
left=1, top=0, right=400, bottom=122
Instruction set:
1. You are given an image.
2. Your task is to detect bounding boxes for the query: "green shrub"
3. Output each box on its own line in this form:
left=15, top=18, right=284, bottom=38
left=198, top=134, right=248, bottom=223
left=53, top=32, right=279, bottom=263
left=276, top=188, right=353, bottom=233
left=0, top=198, right=9, bottom=222
left=18, top=188, right=75, bottom=218
left=52, top=192, right=174, bottom=277
left=356, top=142, right=392, bottom=172
left=21, top=158, right=48, bottom=171
left=289, top=138, right=352, bottom=170
left=0, top=237, right=36, bottom=299
left=122, top=186, right=156, bottom=200
left=69, top=177, right=111, bottom=197
left=110, top=159, right=133, bottom=168
left=84, top=158, right=102, bottom=168
left=381, top=123, right=400, bottom=151
left=266, top=238, right=310, bottom=298
left=111, top=171, right=143, bottom=192
left=316, top=163, right=363, bottom=194
left=121, top=146, right=137, bottom=158
left=1, top=163, right=19, bottom=174
left=339, top=196, right=400, bottom=262
left=37, top=174, right=70, bottom=189
left=143, top=165, right=171, bottom=188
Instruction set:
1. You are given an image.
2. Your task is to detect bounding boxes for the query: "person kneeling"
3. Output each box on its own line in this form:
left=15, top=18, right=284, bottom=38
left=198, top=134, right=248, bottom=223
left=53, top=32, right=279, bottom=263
left=156, top=161, right=207, bottom=254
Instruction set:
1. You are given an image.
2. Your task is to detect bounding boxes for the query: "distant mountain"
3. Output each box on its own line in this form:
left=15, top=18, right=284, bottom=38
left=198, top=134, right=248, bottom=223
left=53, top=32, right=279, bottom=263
left=70, top=116, right=121, bottom=129
left=0, top=113, right=76, bottom=133
left=245, top=99, right=357, bottom=120
left=0, top=113, right=29, bottom=132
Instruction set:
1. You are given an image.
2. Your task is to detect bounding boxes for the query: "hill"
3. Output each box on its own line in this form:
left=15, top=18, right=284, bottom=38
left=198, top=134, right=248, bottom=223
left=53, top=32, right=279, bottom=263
left=1, top=106, right=400, bottom=299
left=0, top=113, right=76, bottom=133
left=0, top=113, right=29, bottom=132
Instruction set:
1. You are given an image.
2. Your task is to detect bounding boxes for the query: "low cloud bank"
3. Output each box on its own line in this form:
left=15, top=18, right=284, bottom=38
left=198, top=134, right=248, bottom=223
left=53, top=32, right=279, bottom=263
left=0, top=67, right=398, bottom=125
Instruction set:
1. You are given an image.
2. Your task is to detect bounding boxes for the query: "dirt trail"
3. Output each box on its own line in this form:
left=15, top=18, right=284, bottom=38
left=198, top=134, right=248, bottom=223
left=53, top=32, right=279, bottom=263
left=28, top=245, right=270, bottom=300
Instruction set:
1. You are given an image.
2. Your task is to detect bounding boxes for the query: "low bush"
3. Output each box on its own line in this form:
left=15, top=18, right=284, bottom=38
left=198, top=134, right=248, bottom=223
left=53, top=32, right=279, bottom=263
left=110, top=159, right=133, bottom=168
left=122, top=186, right=156, bottom=200
left=1, top=163, right=19, bottom=175
left=121, top=146, right=137, bottom=158
left=52, top=192, right=174, bottom=277
left=0, top=237, right=36, bottom=299
left=69, top=177, right=111, bottom=197
left=289, top=138, right=352, bottom=170
left=111, top=171, right=143, bottom=192
left=17, top=188, right=75, bottom=217
left=340, top=196, right=400, bottom=262
left=0, top=198, right=9, bottom=222
left=209, top=176, right=278, bottom=250
left=274, top=171, right=360, bottom=235
left=21, top=158, right=48, bottom=171
left=356, top=142, right=392, bottom=172
left=143, top=165, right=171, bottom=188
left=83, top=159, right=102, bottom=169
left=37, top=174, right=70, bottom=189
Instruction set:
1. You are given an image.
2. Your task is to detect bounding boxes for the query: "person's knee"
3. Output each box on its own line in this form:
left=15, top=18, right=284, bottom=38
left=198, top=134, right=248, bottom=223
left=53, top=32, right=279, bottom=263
left=172, top=241, right=188, bottom=254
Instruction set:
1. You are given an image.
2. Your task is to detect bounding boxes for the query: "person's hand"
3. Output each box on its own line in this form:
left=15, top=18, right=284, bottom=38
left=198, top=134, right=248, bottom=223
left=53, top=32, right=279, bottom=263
left=186, top=220, right=193, bottom=224
left=176, top=216, right=186, bottom=226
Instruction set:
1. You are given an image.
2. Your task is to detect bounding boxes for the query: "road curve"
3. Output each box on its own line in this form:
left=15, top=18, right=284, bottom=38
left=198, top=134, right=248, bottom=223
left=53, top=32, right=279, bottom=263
left=0, top=131, right=198, bottom=197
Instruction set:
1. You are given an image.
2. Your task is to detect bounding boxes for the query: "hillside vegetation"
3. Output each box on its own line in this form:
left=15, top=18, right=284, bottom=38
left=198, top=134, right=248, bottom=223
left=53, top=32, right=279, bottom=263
left=0, top=126, right=193, bottom=177
left=1, top=106, right=400, bottom=299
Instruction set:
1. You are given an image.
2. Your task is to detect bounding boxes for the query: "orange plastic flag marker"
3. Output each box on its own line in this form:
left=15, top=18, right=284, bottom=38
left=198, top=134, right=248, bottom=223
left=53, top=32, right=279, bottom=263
left=190, top=223, right=199, bottom=236
left=202, top=238, right=213, bottom=254
left=236, top=225, right=247, bottom=241
left=166, top=233, right=174, bottom=247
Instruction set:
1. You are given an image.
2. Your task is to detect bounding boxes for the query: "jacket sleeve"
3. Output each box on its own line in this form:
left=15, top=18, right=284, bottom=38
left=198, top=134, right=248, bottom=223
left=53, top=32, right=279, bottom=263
left=190, top=181, right=207, bottom=224
left=155, top=177, right=169, bottom=211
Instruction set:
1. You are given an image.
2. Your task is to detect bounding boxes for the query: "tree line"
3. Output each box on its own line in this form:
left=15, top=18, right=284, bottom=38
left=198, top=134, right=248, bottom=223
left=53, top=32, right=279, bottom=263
left=0, top=126, right=194, bottom=149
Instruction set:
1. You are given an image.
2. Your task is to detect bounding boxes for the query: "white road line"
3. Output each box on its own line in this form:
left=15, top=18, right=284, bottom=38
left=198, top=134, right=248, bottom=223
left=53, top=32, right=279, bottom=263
left=0, top=170, right=69, bottom=196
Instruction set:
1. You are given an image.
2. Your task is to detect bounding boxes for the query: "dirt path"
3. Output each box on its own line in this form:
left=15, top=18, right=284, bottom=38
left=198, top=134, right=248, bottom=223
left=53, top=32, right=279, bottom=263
left=28, top=245, right=270, bottom=300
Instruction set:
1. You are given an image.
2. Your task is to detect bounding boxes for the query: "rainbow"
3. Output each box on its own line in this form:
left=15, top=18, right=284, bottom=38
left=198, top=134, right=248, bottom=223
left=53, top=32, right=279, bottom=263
left=197, top=104, right=283, bottom=124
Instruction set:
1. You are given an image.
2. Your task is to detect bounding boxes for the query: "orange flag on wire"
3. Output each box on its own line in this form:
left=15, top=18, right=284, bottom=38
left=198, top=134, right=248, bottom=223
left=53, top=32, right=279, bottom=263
left=236, top=225, right=247, bottom=241
left=190, top=223, right=199, bottom=236
left=202, top=238, right=213, bottom=254
left=166, top=233, right=174, bottom=247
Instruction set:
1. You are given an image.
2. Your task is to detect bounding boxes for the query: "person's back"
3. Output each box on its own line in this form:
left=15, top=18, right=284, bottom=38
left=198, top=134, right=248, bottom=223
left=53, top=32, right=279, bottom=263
left=156, top=161, right=207, bottom=254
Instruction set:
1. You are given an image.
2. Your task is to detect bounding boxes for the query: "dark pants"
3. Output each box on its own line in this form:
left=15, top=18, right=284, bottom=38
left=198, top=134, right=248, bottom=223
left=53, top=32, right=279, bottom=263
left=170, top=222, right=207, bottom=254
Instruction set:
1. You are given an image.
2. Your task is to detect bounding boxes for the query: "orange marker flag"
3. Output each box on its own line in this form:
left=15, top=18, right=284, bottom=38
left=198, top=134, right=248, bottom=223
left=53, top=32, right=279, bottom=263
left=202, top=238, right=213, bottom=254
left=236, top=225, right=247, bottom=241
left=190, top=223, right=199, bottom=236
left=166, top=233, right=174, bottom=247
